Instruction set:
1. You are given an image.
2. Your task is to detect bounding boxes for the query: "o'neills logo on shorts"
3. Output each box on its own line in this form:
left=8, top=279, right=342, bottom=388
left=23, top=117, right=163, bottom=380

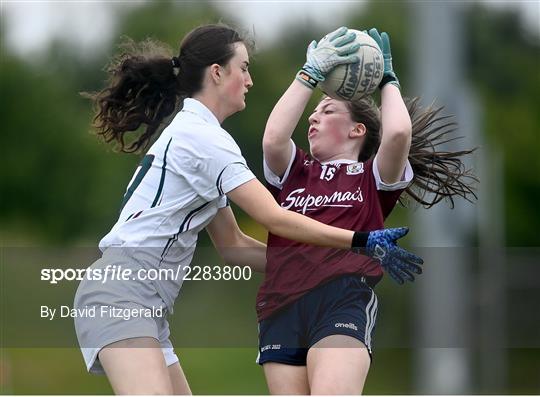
left=281, top=188, right=364, bottom=214
left=335, top=322, right=358, bottom=331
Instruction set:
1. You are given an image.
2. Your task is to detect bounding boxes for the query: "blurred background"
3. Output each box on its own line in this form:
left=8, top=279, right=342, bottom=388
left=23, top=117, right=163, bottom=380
left=1, top=0, right=539, bottom=394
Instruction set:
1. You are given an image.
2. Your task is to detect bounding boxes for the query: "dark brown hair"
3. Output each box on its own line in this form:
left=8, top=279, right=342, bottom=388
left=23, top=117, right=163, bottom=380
left=346, top=96, right=478, bottom=208
left=83, top=24, right=250, bottom=153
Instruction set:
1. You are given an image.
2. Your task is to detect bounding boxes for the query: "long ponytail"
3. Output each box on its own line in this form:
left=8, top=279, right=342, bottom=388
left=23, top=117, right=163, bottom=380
left=405, top=98, right=477, bottom=208
left=83, top=38, right=179, bottom=153
left=347, top=96, right=478, bottom=208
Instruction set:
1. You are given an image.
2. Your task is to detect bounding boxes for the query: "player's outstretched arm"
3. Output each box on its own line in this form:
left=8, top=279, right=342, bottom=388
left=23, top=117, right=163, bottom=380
left=206, top=206, right=267, bottom=273
left=262, top=80, right=311, bottom=178
left=368, top=28, right=412, bottom=184
left=263, top=27, right=360, bottom=177
left=227, top=178, right=424, bottom=279
left=228, top=179, right=354, bottom=249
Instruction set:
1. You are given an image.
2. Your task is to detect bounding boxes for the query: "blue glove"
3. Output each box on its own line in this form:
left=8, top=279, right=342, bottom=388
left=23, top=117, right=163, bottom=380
left=368, top=28, right=400, bottom=89
left=296, top=27, right=360, bottom=89
left=352, top=227, right=423, bottom=284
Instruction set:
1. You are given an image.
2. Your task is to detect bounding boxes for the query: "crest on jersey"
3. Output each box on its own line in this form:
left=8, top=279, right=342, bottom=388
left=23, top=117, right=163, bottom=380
left=346, top=163, right=364, bottom=175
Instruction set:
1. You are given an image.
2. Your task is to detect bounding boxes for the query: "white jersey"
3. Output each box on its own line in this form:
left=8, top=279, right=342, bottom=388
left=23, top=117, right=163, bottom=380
left=99, top=98, right=255, bottom=310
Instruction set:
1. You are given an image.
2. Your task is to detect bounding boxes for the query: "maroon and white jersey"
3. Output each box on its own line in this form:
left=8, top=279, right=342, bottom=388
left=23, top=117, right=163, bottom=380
left=256, top=142, right=413, bottom=321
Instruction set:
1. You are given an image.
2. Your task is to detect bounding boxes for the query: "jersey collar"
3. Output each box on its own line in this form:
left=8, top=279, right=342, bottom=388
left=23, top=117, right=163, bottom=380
left=320, top=158, right=358, bottom=165
left=182, top=98, right=221, bottom=127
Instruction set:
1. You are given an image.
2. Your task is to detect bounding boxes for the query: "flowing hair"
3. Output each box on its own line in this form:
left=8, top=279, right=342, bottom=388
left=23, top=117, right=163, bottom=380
left=82, top=24, right=249, bottom=153
left=347, top=96, right=478, bottom=208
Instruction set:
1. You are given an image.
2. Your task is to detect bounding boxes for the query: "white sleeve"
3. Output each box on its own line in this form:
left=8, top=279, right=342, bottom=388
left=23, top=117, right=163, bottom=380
left=170, top=129, right=255, bottom=201
left=217, top=162, right=255, bottom=195
left=372, top=154, right=414, bottom=191
left=263, top=140, right=296, bottom=190
left=217, top=195, right=229, bottom=209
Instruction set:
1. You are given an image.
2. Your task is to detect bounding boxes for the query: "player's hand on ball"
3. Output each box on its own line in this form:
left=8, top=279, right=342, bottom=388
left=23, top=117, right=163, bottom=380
left=368, top=28, right=400, bottom=89
left=353, top=227, right=423, bottom=284
left=296, top=27, right=360, bottom=89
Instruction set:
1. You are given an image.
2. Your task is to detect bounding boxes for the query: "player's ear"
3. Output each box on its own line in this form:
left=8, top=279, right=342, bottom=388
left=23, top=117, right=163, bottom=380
left=350, top=123, right=366, bottom=138
left=209, top=63, right=222, bottom=84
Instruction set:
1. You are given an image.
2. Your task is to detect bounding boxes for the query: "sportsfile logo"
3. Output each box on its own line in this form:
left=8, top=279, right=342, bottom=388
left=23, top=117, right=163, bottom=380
left=335, top=322, right=358, bottom=331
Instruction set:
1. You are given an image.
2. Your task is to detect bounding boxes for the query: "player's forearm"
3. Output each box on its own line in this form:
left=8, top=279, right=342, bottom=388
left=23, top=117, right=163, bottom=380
left=376, top=84, right=412, bottom=183
left=263, top=80, right=313, bottom=146
left=268, top=207, right=354, bottom=250
left=229, top=179, right=354, bottom=250
left=219, top=234, right=267, bottom=273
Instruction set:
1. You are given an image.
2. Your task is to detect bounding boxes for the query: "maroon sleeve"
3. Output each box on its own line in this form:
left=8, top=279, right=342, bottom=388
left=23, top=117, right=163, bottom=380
left=377, top=189, right=404, bottom=219
left=265, top=146, right=307, bottom=197
left=365, top=158, right=405, bottom=220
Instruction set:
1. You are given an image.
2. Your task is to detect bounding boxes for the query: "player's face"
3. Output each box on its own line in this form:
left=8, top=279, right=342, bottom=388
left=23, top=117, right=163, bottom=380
left=307, top=98, right=358, bottom=161
left=221, top=43, right=253, bottom=114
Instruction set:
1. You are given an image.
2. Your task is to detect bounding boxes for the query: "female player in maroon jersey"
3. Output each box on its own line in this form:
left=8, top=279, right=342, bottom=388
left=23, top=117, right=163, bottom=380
left=257, top=27, right=477, bottom=394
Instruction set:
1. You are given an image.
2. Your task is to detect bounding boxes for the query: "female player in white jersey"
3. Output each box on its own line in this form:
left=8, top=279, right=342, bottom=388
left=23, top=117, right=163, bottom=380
left=74, top=24, right=423, bottom=394
left=257, top=27, right=477, bottom=394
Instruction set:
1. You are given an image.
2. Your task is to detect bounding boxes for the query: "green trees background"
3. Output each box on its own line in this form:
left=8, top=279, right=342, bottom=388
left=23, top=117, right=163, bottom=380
left=2, top=1, right=538, bottom=246
left=1, top=1, right=538, bottom=394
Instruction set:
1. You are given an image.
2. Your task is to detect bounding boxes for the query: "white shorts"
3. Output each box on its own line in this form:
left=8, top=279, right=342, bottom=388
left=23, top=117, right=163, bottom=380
left=73, top=251, right=179, bottom=374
